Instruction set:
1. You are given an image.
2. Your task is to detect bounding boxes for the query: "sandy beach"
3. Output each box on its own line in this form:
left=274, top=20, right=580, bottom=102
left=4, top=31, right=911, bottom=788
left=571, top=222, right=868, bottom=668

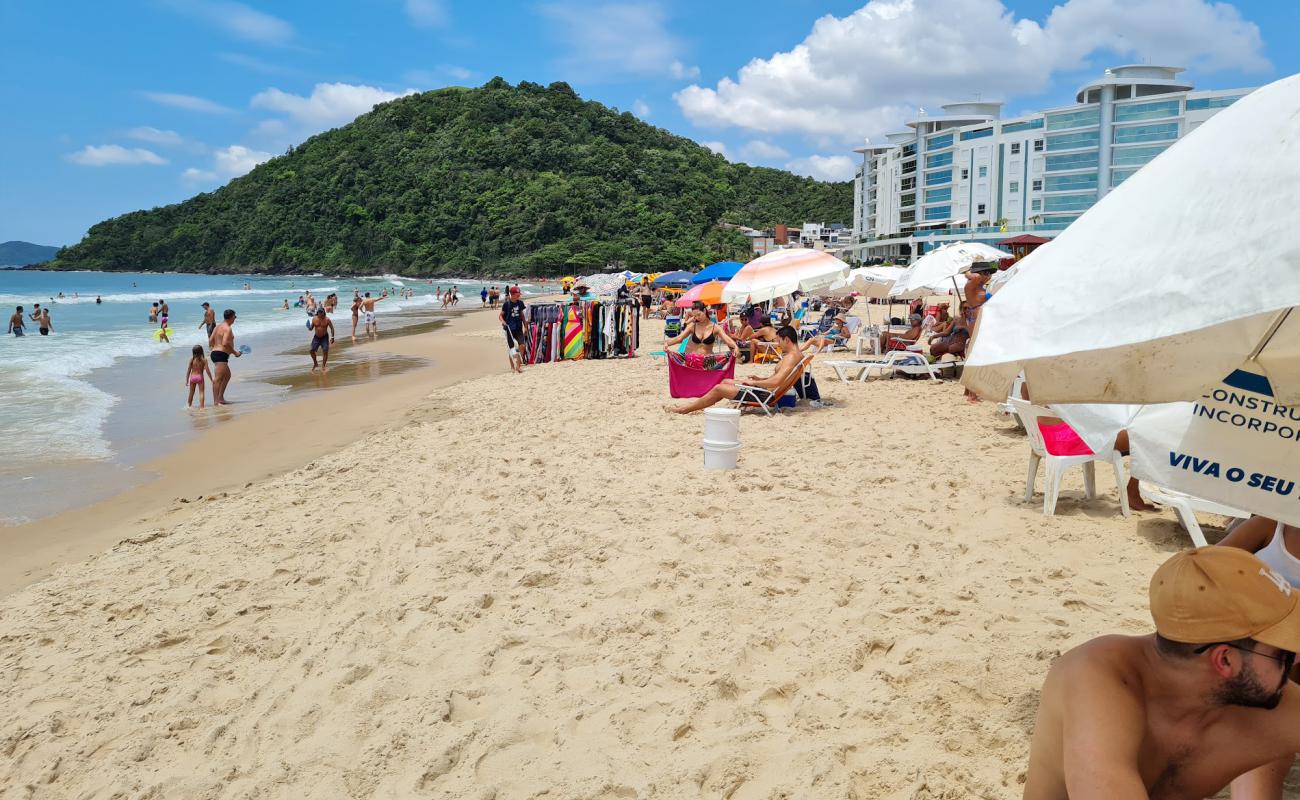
left=0, top=312, right=1223, bottom=798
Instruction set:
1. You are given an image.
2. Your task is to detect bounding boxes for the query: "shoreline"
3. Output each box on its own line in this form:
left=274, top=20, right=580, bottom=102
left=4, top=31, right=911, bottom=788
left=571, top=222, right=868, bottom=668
left=0, top=301, right=523, bottom=595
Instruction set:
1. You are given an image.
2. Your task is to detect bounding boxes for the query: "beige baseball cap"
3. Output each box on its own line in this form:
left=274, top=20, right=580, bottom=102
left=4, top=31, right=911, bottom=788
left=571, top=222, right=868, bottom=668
left=1150, top=546, right=1300, bottom=652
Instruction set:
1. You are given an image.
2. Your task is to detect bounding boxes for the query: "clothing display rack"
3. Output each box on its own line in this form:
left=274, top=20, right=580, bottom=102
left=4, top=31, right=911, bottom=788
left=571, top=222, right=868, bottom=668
left=523, top=300, right=640, bottom=365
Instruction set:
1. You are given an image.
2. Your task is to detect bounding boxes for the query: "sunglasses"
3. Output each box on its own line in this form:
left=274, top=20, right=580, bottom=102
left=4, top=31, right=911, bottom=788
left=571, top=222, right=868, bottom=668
left=1195, top=642, right=1297, bottom=669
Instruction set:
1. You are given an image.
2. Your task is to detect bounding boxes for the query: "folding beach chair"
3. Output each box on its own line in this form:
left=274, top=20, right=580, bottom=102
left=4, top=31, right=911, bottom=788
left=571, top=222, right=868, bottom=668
left=733, top=353, right=814, bottom=416
left=1010, top=398, right=1130, bottom=518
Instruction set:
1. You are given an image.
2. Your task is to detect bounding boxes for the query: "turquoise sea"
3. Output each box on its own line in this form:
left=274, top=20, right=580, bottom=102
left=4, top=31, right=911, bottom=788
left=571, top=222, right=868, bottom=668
left=0, top=271, right=543, bottom=524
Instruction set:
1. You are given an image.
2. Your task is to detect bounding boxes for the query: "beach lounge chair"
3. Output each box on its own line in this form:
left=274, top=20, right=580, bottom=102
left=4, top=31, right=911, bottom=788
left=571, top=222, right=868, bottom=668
left=1010, top=398, right=1131, bottom=518
left=1138, top=483, right=1249, bottom=548
left=824, top=351, right=942, bottom=383
left=732, top=353, right=814, bottom=416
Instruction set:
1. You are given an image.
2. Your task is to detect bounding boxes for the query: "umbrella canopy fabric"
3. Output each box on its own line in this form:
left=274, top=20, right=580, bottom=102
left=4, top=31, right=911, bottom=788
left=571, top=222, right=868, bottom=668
left=824, top=266, right=906, bottom=298
left=995, top=234, right=1051, bottom=247
left=652, top=270, right=695, bottom=288
left=675, top=280, right=728, bottom=308
left=575, top=273, right=628, bottom=296
left=720, top=248, right=850, bottom=305
left=691, top=261, right=745, bottom=285
left=963, top=72, right=1300, bottom=406
left=889, top=241, right=1010, bottom=297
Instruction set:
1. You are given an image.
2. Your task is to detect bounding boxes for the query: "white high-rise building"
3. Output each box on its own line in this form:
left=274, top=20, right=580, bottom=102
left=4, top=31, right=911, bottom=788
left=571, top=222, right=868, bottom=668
left=849, top=66, right=1253, bottom=261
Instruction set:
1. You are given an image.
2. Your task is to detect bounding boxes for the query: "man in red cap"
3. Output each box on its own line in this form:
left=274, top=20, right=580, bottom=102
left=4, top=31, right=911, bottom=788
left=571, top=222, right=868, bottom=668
left=1024, top=546, right=1300, bottom=798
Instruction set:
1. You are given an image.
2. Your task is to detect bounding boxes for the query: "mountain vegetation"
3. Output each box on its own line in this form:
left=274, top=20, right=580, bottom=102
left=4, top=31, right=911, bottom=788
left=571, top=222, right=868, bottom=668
left=0, top=241, right=60, bottom=267
left=48, top=79, right=851, bottom=276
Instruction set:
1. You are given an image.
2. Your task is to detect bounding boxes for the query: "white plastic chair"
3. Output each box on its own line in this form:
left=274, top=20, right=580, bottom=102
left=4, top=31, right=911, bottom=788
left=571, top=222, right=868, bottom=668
left=997, top=372, right=1027, bottom=430
left=1009, top=398, right=1131, bottom=518
left=1139, top=483, right=1249, bottom=547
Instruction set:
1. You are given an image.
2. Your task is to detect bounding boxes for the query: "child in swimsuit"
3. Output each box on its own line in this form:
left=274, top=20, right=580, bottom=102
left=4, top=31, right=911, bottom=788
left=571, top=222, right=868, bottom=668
left=185, top=345, right=214, bottom=409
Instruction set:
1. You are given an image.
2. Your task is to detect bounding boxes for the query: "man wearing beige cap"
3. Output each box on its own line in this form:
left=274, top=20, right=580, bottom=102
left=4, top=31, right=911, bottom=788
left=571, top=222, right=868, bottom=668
left=1024, top=546, right=1300, bottom=799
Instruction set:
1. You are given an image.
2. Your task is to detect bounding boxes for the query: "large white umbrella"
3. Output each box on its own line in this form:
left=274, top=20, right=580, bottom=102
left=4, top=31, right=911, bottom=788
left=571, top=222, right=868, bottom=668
left=889, top=241, right=1009, bottom=297
left=964, top=72, right=1300, bottom=406
left=720, top=248, right=850, bottom=305
left=824, top=266, right=905, bottom=298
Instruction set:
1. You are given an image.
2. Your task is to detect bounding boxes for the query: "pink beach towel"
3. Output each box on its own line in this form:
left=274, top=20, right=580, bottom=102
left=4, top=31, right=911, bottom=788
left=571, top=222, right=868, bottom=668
left=667, top=351, right=735, bottom=398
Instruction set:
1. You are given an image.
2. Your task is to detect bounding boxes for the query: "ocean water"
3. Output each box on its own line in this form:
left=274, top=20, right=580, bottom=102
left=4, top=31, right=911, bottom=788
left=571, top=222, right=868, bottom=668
left=0, top=271, right=542, bottom=524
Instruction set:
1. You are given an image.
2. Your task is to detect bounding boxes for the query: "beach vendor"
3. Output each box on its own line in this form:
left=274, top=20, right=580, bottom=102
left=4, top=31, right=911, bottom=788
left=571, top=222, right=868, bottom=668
left=499, top=287, right=527, bottom=374
left=1023, top=546, right=1300, bottom=799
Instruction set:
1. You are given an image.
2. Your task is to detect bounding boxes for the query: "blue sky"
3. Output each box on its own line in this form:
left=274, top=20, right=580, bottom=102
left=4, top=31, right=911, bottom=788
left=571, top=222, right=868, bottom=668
left=2, top=0, right=1295, bottom=246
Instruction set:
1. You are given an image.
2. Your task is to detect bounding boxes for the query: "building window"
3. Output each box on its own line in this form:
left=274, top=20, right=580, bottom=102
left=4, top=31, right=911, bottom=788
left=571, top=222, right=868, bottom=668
left=1032, top=179, right=1043, bottom=192
left=1113, top=99, right=1181, bottom=122
left=899, top=209, right=916, bottom=223
left=1046, top=130, right=1100, bottom=151
left=1010, top=142, right=1021, bottom=155
left=926, top=132, right=954, bottom=150
left=1185, top=95, right=1243, bottom=111
left=1043, top=192, right=1097, bottom=212
left=925, top=151, right=954, bottom=169
left=1113, top=122, right=1179, bottom=144
left=923, top=205, right=951, bottom=221
left=902, top=143, right=917, bottom=157
left=1046, top=151, right=1098, bottom=171
left=1009, top=181, right=1020, bottom=193
left=1111, top=168, right=1139, bottom=186
left=960, top=127, right=993, bottom=141
left=978, top=165, right=987, bottom=178
left=1112, top=144, right=1172, bottom=167
left=960, top=168, right=969, bottom=180
left=926, top=168, right=953, bottom=185
left=924, top=187, right=952, bottom=204
left=977, top=203, right=986, bottom=215
left=900, top=192, right=916, bottom=208
left=1045, top=107, right=1101, bottom=130
left=900, top=176, right=916, bottom=191
left=1001, top=118, right=1044, bottom=134
left=1031, top=199, right=1042, bottom=211
left=1044, top=172, right=1098, bottom=192
left=1033, top=139, right=1044, bottom=152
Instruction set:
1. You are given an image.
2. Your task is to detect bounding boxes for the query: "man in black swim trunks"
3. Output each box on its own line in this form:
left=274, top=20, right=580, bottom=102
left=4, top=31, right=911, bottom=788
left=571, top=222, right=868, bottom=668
left=208, top=309, right=241, bottom=405
left=667, top=325, right=803, bottom=413
left=8, top=305, right=25, bottom=336
left=308, top=307, right=335, bottom=372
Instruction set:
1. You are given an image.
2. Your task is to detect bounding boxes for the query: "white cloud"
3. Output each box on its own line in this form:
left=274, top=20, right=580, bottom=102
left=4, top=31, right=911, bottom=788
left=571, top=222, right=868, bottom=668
left=182, top=167, right=219, bottom=182
left=143, top=91, right=234, bottom=114
left=250, top=82, right=418, bottom=130
left=443, top=65, right=474, bottom=81
left=213, top=144, right=274, bottom=176
left=632, top=99, right=650, bottom=117
left=676, top=0, right=1269, bottom=144
left=66, top=145, right=168, bottom=167
left=539, top=2, right=689, bottom=80
left=701, top=141, right=729, bottom=158
left=738, top=140, right=789, bottom=161
left=164, top=0, right=295, bottom=45
left=403, top=65, right=474, bottom=86
left=405, top=0, right=449, bottom=28
left=669, top=60, right=700, bottom=80
left=126, top=127, right=184, bottom=146
left=785, top=154, right=856, bottom=182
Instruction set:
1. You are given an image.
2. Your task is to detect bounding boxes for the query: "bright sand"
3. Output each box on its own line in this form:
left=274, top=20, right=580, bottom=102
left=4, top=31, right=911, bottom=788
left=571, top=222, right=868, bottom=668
left=0, top=310, right=1213, bottom=798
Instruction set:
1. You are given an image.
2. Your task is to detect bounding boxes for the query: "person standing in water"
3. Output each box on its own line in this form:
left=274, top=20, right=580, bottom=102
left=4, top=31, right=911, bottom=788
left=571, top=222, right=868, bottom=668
left=37, top=307, right=52, bottom=335
left=360, top=292, right=384, bottom=338
left=8, top=306, right=25, bottom=336
left=350, top=295, right=363, bottom=342
left=199, top=302, right=216, bottom=338
left=308, top=308, right=335, bottom=372
left=184, top=345, right=214, bottom=408
left=208, top=309, right=241, bottom=405
left=158, top=299, right=171, bottom=344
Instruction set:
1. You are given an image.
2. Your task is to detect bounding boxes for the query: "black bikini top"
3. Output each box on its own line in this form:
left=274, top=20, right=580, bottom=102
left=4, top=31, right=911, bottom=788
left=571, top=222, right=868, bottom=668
left=691, top=325, right=717, bottom=346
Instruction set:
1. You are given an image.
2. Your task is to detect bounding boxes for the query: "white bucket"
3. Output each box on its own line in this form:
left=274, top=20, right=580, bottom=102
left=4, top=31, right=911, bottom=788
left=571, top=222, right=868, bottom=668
left=702, top=408, right=741, bottom=446
left=703, top=439, right=741, bottom=470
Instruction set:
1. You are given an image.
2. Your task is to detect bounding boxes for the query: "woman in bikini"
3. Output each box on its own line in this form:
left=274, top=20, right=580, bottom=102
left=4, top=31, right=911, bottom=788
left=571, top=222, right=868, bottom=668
left=665, top=301, right=740, bottom=365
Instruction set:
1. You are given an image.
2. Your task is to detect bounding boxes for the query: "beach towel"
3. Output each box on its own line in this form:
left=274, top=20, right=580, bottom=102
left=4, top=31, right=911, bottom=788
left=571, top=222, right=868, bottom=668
left=562, top=306, right=585, bottom=360
left=667, top=351, right=735, bottom=398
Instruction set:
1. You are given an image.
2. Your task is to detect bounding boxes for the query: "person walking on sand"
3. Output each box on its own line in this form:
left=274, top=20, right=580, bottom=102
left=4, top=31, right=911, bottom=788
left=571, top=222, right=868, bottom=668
left=308, top=308, right=335, bottom=372
left=199, top=302, right=216, bottom=338
left=360, top=292, right=384, bottom=339
left=1023, top=545, right=1300, bottom=799
left=184, top=345, right=214, bottom=408
left=480, top=286, right=489, bottom=307
left=499, top=286, right=527, bottom=373
left=8, top=306, right=25, bottom=336
left=208, top=309, right=241, bottom=405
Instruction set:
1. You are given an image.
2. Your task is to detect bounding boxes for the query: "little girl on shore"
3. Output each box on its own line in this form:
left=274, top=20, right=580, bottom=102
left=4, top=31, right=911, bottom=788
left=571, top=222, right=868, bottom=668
left=185, top=345, right=214, bottom=408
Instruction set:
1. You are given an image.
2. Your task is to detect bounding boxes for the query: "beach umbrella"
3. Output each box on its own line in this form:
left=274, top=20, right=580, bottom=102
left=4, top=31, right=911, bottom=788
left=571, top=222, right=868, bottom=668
left=675, top=280, right=727, bottom=308
left=825, top=266, right=906, bottom=299
left=889, top=241, right=1008, bottom=297
left=720, top=248, right=850, bottom=305
left=691, top=261, right=745, bottom=285
left=964, top=73, right=1300, bottom=406
left=653, top=270, right=695, bottom=288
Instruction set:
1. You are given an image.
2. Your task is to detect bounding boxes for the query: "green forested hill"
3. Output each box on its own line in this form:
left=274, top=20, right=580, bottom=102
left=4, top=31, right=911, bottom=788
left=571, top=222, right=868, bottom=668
left=50, top=79, right=851, bottom=276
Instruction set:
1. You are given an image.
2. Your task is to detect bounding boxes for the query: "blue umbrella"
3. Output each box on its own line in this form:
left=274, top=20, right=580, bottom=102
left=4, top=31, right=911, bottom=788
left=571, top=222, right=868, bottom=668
left=652, top=270, right=695, bottom=288
left=691, top=261, right=745, bottom=285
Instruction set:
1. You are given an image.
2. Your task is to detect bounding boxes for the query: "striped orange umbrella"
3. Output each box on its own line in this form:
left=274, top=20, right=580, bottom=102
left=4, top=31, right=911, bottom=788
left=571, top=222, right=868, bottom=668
left=720, top=248, right=850, bottom=304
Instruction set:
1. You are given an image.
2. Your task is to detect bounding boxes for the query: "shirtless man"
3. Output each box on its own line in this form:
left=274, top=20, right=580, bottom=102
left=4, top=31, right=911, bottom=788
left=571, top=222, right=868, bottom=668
left=1024, top=546, right=1300, bottom=799
left=8, top=305, right=25, bottom=336
left=668, top=325, right=802, bottom=413
left=308, top=308, right=335, bottom=372
left=360, top=292, right=384, bottom=338
left=37, top=307, right=52, bottom=335
left=149, top=302, right=159, bottom=324
left=350, top=295, right=362, bottom=342
left=208, top=309, right=241, bottom=405
left=158, top=299, right=170, bottom=343
left=198, top=302, right=216, bottom=338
